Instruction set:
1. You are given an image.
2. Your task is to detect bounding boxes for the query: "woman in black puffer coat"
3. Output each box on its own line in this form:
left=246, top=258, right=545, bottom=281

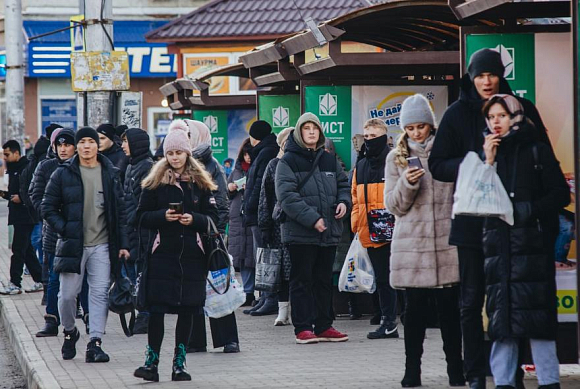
left=134, top=130, right=217, bottom=383
left=481, top=95, right=569, bottom=389
left=258, top=128, right=293, bottom=326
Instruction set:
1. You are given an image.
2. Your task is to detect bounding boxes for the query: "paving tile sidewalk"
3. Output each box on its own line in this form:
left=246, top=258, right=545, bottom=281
left=0, top=211, right=580, bottom=388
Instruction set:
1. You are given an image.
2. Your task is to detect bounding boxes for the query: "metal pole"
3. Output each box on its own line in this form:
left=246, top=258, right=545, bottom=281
left=83, top=0, right=114, bottom=128
left=4, top=0, right=25, bottom=146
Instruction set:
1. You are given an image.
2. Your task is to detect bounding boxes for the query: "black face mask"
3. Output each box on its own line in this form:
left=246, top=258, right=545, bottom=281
left=364, top=134, right=388, bottom=157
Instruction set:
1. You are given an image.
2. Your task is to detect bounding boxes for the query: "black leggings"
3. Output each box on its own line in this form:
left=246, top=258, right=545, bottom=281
left=148, top=312, right=193, bottom=354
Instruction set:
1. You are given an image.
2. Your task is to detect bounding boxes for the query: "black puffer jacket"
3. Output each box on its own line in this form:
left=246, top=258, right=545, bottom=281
left=258, top=158, right=280, bottom=234
left=483, top=124, right=569, bottom=340
left=275, top=123, right=351, bottom=246
left=19, top=136, right=50, bottom=212
left=102, top=142, right=129, bottom=183
left=243, top=133, right=279, bottom=226
left=41, top=154, right=129, bottom=274
left=123, top=129, right=154, bottom=264
left=3, top=157, right=37, bottom=225
left=193, top=144, right=229, bottom=233
left=228, top=161, right=254, bottom=269
left=137, top=179, right=218, bottom=309
left=428, top=74, right=551, bottom=248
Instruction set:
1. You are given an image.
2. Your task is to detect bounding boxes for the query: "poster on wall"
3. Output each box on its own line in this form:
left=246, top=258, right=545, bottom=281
left=184, top=54, right=231, bottom=95
left=227, top=109, right=256, bottom=161
left=41, top=99, right=77, bottom=135
left=258, top=95, right=300, bottom=133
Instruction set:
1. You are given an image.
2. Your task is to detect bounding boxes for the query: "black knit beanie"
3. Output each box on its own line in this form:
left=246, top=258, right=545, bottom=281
left=75, top=127, right=100, bottom=146
left=467, top=48, right=505, bottom=81
left=249, top=120, right=272, bottom=141
left=54, top=128, right=76, bottom=147
left=96, top=123, right=116, bottom=141
left=45, top=123, right=63, bottom=139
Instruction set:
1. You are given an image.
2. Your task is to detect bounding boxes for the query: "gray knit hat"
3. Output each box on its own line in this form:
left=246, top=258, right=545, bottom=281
left=399, top=94, right=436, bottom=129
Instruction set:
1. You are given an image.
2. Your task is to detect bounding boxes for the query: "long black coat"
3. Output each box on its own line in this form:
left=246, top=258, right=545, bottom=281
left=137, top=179, right=218, bottom=308
left=41, top=154, right=129, bottom=274
left=483, top=125, right=569, bottom=340
left=428, top=74, right=551, bottom=249
left=243, top=133, right=279, bottom=226
left=228, top=162, right=254, bottom=269
left=123, top=129, right=154, bottom=264
left=3, top=157, right=37, bottom=225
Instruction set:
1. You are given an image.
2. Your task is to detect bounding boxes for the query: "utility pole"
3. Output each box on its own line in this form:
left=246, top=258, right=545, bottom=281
left=80, top=0, right=114, bottom=128
left=4, top=0, right=25, bottom=146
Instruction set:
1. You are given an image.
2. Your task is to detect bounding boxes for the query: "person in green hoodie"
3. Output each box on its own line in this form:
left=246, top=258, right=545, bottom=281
left=275, top=113, right=351, bottom=344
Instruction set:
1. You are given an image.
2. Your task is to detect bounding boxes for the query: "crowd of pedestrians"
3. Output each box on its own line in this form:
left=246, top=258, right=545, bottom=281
left=0, top=47, right=569, bottom=389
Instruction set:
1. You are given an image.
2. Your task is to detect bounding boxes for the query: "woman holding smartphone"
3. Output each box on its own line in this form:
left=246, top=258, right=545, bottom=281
left=133, top=130, right=218, bottom=382
left=385, top=94, right=464, bottom=387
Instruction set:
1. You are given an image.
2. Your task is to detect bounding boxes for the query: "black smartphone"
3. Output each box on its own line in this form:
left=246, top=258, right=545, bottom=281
left=168, top=202, right=184, bottom=214
left=406, top=157, right=423, bottom=170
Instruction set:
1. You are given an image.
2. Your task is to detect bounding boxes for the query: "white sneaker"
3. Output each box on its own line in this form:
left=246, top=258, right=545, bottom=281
left=24, top=282, right=43, bottom=293
left=1, top=283, right=23, bottom=295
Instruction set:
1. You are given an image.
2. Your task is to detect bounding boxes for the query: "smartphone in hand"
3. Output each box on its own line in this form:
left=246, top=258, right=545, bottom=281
left=168, top=202, right=184, bottom=214
left=406, top=157, right=423, bottom=170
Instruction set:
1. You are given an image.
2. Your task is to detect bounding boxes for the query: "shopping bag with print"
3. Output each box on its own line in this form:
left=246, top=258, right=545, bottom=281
left=338, top=234, right=376, bottom=293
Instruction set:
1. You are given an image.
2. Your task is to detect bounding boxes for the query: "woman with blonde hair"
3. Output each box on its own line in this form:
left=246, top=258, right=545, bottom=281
left=385, top=94, right=463, bottom=387
left=133, top=130, right=218, bottom=382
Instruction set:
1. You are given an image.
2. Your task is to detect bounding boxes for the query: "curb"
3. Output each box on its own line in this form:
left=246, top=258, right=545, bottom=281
left=0, top=296, right=61, bottom=389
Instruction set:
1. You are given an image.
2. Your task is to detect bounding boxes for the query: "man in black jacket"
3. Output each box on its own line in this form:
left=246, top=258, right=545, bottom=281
left=42, top=127, right=129, bottom=363
left=1, top=140, right=43, bottom=295
left=31, top=129, right=76, bottom=337
left=243, top=120, right=280, bottom=316
left=428, top=48, right=551, bottom=389
left=96, top=123, right=129, bottom=183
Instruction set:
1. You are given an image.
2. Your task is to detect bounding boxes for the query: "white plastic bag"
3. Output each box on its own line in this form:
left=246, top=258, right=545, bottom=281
left=204, top=263, right=246, bottom=319
left=452, top=152, right=514, bottom=225
left=338, top=234, right=376, bottom=293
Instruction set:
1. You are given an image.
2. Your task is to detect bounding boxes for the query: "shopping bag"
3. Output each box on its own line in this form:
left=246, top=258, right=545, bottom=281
left=452, top=152, right=514, bottom=225
left=338, top=234, right=376, bottom=293
left=255, top=246, right=282, bottom=292
left=204, top=262, right=246, bottom=319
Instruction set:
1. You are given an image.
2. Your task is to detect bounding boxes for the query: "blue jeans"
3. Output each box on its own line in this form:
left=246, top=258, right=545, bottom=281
left=554, top=214, right=574, bottom=263
left=45, top=252, right=60, bottom=322
left=240, top=264, right=255, bottom=294
left=491, top=338, right=560, bottom=386
left=31, top=222, right=43, bottom=265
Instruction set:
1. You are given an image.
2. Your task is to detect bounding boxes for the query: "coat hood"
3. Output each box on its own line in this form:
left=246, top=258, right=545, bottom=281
left=33, top=136, right=51, bottom=158
left=192, top=143, right=213, bottom=163
left=124, top=128, right=150, bottom=163
left=293, top=112, right=325, bottom=151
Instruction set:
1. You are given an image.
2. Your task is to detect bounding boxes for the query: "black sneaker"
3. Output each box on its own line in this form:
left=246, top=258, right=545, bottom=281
left=367, top=319, right=399, bottom=339
left=86, top=338, right=110, bottom=363
left=61, top=327, right=80, bottom=360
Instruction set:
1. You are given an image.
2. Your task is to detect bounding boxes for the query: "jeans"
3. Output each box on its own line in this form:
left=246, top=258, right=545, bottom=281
left=367, top=244, right=397, bottom=323
left=45, top=252, right=60, bottom=322
left=457, top=246, right=486, bottom=381
left=240, top=263, right=255, bottom=294
left=31, top=222, right=43, bottom=265
left=58, top=244, right=110, bottom=339
left=10, top=224, right=43, bottom=286
left=491, top=338, right=560, bottom=386
left=288, top=244, right=336, bottom=335
left=554, top=214, right=574, bottom=263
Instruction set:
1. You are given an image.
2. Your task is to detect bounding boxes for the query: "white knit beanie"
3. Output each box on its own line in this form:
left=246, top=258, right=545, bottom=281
left=399, top=94, right=436, bottom=129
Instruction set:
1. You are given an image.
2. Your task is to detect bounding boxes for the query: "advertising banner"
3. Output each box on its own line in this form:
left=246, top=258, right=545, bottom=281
left=184, top=54, right=231, bottom=95
left=227, top=109, right=256, bottom=162
left=258, top=95, right=300, bottom=133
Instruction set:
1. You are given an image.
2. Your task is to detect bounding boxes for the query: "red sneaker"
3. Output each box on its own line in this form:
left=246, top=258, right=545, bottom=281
left=317, top=327, right=348, bottom=342
left=295, top=331, right=319, bottom=344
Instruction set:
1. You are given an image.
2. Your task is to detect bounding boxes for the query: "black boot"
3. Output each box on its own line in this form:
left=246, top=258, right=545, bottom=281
left=401, top=363, right=421, bottom=387
left=172, top=344, right=191, bottom=381
left=243, top=297, right=265, bottom=314
left=468, top=377, right=486, bottom=389
left=132, top=313, right=149, bottom=335
left=85, top=338, right=110, bottom=363
left=36, top=315, right=58, bottom=337
left=134, top=346, right=159, bottom=382
left=61, top=327, right=80, bottom=360
left=447, top=361, right=466, bottom=387
left=538, top=385, right=560, bottom=389
left=250, top=297, right=278, bottom=316
left=241, top=293, right=255, bottom=307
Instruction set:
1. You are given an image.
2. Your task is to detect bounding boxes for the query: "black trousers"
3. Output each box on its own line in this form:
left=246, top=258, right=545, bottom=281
left=288, top=244, right=336, bottom=335
left=11, top=224, right=42, bottom=287
left=404, top=287, right=463, bottom=375
left=368, top=244, right=397, bottom=323
left=189, top=312, right=239, bottom=349
left=457, top=247, right=486, bottom=381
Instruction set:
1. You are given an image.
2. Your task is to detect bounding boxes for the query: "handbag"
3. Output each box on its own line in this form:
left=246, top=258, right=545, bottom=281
left=255, top=246, right=282, bottom=292
left=363, top=160, right=395, bottom=243
left=108, top=260, right=135, bottom=337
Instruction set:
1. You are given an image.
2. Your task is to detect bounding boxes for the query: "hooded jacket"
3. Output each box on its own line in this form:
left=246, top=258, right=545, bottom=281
left=385, top=137, right=459, bottom=288
left=102, top=142, right=129, bottom=183
left=4, top=157, right=37, bottom=225
left=482, top=121, right=569, bottom=340
left=351, top=136, right=390, bottom=248
left=41, top=154, right=129, bottom=274
left=192, top=144, right=229, bottom=233
left=123, top=129, right=154, bottom=263
left=428, top=74, right=552, bottom=248
left=243, top=132, right=279, bottom=226
left=275, top=113, right=351, bottom=246
left=19, top=136, right=50, bottom=214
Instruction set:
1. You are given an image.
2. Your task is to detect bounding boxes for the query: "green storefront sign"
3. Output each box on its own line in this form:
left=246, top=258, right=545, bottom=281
left=192, top=110, right=229, bottom=162
left=466, top=33, right=536, bottom=103
left=304, top=85, right=352, bottom=169
left=258, top=94, right=300, bottom=133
